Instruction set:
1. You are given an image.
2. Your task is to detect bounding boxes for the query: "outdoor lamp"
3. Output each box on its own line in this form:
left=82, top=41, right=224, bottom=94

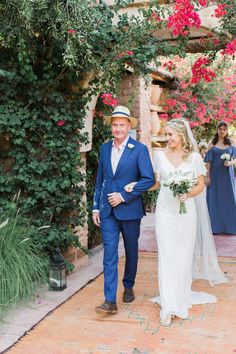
left=49, top=248, right=67, bottom=291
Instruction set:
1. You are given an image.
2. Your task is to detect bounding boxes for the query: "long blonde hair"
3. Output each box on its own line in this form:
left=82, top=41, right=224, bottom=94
left=165, top=118, right=195, bottom=158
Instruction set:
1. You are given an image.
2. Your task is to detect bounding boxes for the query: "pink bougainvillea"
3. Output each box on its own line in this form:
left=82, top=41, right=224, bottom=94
left=159, top=113, right=169, bottom=120
left=148, top=12, right=162, bottom=22
left=179, top=80, right=189, bottom=89
left=67, top=29, right=76, bottom=35
left=213, top=3, right=227, bottom=18
left=163, top=60, right=177, bottom=72
left=165, top=98, right=178, bottom=108
left=213, top=38, right=220, bottom=45
left=167, top=0, right=201, bottom=36
left=97, top=111, right=104, bottom=118
left=101, top=93, right=118, bottom=107
left=115, top=51, right=134, bottom=60
left=221, top=39, right=236, bottom=56
left=93, top=110, right=104, bottom=118
left=195, top=103, right=207, bottom=122
left=159, top=55, right=236, bottom=128
left=57, top=120, right=65, bottom=126
left=198, top=0, right=207, bottom=7
left=191, top=57, right=216, bottom=84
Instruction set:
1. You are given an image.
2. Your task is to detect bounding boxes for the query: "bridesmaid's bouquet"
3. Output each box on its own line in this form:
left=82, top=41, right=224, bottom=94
left=164, top=171, right=198, bottom=214
left=220, top=153, right=231, bottom=161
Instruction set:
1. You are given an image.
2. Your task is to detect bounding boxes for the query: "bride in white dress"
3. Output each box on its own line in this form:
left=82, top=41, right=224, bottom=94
left=125, top=118, right=227, bottom=327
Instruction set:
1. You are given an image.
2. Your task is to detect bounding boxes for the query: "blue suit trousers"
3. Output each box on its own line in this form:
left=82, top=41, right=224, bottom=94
left=100, top=211, right=141, bottom=303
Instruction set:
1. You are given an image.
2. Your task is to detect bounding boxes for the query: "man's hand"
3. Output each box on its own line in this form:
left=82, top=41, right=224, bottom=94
left=108, top=192, right=123, bottom=207
left=92, top=212, right=100, bottom=227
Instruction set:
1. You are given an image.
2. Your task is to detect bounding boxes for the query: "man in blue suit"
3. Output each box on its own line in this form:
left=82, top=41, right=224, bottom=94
left=92, top=105, right=155, bottom=314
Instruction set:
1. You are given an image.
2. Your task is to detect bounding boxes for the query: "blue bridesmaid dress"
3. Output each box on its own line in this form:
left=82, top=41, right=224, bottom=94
left=205, top=145, right=236, bottom=234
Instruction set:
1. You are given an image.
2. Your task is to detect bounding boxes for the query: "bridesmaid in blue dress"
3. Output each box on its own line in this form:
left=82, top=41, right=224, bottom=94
left=205, top=121, right=236, bottom=234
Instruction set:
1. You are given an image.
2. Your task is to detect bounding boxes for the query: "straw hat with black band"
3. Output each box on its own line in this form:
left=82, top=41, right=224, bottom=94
left=104, top=106, right=137, bottom=129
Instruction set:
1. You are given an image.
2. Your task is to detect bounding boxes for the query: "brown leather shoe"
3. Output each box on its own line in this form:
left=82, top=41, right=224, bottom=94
left=95, top=300, right=117, bottom=315
left=123, top=288, right=135, bottom=303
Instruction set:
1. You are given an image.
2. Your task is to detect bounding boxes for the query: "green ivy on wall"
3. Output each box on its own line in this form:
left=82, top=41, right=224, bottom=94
left=1, top=0, right=228, bottom=253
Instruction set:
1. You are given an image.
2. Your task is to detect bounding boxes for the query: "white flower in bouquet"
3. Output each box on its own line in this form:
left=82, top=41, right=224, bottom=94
left=198, top=141, right=208, bottom=149
left=164, top=171, right=198, bottom=214
left=220, top=153, right=231, bottom=161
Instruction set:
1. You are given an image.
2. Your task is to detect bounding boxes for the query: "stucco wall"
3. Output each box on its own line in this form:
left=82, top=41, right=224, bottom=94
left=117, top=74, right=152, bottom=150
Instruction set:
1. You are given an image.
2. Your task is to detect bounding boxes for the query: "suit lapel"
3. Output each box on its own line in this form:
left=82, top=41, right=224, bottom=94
left=114, top=137, right=133, bottom=177
left=105, top=141, right=114, bottom=177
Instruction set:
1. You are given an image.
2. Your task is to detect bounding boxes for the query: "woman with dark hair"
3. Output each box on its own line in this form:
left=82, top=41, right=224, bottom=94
left=205, top=121, right=236, bottom=234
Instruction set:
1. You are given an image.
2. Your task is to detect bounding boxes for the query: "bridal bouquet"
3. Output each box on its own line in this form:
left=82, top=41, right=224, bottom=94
left=164, top=171, right=198, bottom=214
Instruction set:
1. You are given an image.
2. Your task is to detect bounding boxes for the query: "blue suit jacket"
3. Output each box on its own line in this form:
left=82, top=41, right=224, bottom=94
left=93, top=137, right=155, bottom=220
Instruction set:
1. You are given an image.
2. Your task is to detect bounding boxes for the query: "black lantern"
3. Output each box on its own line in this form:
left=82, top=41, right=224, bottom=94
left=49, top=248, right=67, bottom=291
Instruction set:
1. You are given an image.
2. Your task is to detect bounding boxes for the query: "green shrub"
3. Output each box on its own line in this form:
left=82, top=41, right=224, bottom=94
left=0, top=205, right=49, bottom=318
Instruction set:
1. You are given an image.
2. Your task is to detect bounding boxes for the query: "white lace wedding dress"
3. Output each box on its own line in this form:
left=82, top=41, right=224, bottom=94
left=151, top=150, right=227, bottom=319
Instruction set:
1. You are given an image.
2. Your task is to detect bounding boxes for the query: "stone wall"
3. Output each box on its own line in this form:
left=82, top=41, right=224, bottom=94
left=118, top=74, right=152, bottom=151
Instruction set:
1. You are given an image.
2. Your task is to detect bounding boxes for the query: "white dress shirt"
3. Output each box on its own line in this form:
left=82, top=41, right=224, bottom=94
left=111, top=136, right=129, bottom=174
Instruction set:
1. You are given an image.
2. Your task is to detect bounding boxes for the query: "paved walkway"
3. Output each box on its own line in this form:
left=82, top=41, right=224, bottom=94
left=1, top=213, right=236, bottom=353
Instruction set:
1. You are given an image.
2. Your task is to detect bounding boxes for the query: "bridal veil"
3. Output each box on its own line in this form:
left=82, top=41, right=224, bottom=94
left=181, top=118, right=228, bottom=285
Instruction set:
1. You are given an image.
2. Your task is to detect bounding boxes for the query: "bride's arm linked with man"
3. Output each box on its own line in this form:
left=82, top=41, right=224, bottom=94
left=92, top=106, right=227, bottom=328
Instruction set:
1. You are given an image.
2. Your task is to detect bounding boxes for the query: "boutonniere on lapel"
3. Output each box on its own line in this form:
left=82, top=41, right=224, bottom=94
left=128, top=143, right=134, bottom=149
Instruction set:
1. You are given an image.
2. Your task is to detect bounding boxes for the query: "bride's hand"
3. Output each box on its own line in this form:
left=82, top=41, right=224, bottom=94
left=124, top=182, right=137, bottom=193
left=178, top=193, right=188, bottom=202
